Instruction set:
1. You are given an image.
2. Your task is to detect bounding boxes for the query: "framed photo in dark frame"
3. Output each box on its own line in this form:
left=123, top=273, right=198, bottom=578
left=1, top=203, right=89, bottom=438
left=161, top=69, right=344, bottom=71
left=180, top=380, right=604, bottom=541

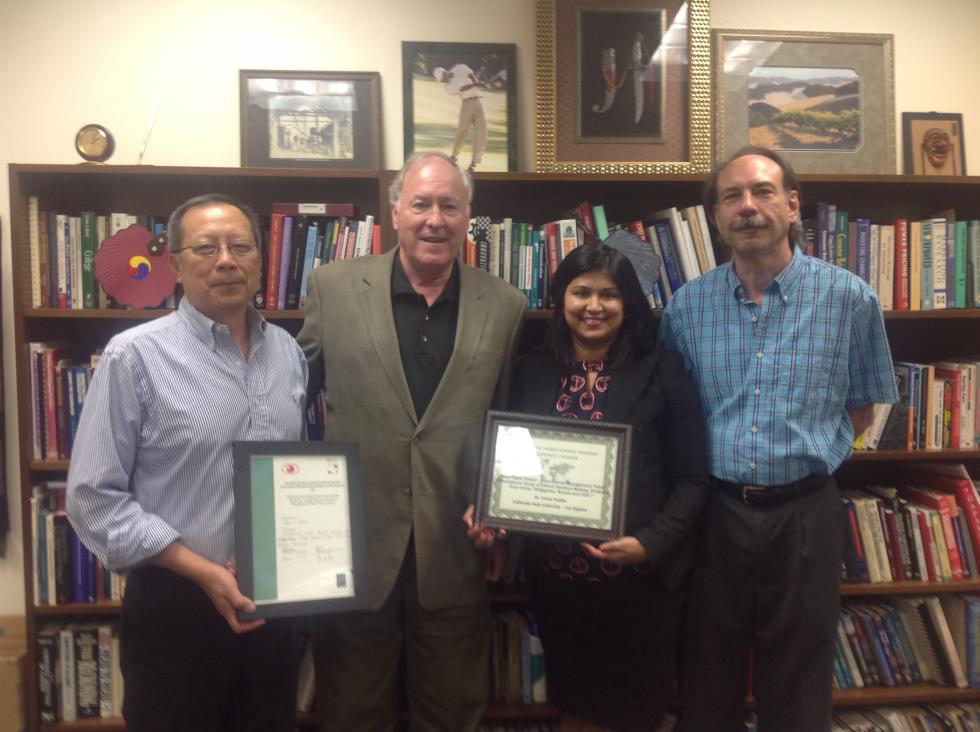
left=402, top=41, right=517, bottom=172
left=902, top=112, right=966, bottom=176
left=233, top=440, right=369, bottom=620
left=475, top=411, right=631, bottom=542
left=239, top=70, right=382, bottom=169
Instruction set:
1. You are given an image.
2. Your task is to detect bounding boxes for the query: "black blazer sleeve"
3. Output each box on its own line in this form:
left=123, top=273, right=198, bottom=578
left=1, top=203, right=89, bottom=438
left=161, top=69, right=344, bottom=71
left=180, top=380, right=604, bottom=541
left=630, top=349, right=709, bottom=575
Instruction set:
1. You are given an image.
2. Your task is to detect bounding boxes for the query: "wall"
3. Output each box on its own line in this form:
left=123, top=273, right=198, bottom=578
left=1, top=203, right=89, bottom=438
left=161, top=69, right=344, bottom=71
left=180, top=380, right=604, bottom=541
left=0, top=0, right=978, bottom=614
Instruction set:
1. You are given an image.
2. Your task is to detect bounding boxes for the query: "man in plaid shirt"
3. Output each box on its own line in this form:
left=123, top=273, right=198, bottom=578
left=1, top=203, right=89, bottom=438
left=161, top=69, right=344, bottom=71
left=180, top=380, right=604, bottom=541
left=659, top=146, right=897, bottom=731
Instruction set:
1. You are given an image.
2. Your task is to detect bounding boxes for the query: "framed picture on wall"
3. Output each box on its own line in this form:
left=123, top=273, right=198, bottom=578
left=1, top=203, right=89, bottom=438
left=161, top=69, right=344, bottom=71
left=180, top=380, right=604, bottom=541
left=534, top=0, right=712, bottom=175
left=902, top=112, right=966, bottom=175
left=239, top=70, right=382, bottom=169
left=713, top=30, right=895, bottom=174
left=401, top=41, right=517, bottom=172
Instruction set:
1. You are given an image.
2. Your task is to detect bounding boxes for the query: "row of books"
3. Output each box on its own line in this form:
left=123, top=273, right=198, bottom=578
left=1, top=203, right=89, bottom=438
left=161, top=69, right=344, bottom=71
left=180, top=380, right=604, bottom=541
left=30, top=482, right=124, bottom=607
left=833, top=595, right=977, bottom=691
left=257, top=202, right=379, bottom=311
left=858, top=360, right=979, bottom=452
left=462, top=201, right=719, bottom=310
left=27, top=342, right=97, bottom=462
left=36, top=621, right=122, bottom=723
left=841, top=464, right=980, bottom=585
left=802, top=205, right=980, bottom=310
left=832, top=703, right=980, bottom=731
left=478, top=724, right=558, bottom=732
left=491, top=610, right=547, bottom=707
left=26, top=197, right=377, bottom=312
left=26, top=197, right=169, bottom=310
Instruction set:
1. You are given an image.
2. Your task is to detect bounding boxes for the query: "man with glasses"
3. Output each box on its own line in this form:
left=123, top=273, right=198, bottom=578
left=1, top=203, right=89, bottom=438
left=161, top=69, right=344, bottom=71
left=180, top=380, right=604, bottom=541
left=67, top=194, right=308, bottom=732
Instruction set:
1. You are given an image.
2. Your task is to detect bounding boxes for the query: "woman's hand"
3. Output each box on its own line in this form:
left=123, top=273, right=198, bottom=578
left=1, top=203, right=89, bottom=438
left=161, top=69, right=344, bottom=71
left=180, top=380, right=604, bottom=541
left=463, top=505, right=508, bottom=581
left=580, top=536, right=648, bottom=565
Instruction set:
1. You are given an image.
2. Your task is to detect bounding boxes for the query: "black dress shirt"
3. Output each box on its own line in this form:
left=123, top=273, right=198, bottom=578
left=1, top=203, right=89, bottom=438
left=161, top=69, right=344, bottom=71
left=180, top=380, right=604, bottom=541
left=390, top=254, right=460, bottom=419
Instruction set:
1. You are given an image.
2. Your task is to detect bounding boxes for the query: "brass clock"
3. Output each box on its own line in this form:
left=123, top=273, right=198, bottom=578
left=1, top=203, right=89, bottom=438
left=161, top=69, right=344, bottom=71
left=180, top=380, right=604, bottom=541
left=75, top=124, right=115, bottom=163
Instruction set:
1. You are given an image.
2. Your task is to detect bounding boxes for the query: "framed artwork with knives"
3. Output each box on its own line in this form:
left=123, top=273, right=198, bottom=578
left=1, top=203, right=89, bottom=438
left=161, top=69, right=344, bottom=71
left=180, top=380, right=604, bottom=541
left=534, top=0, right=711, bottom=174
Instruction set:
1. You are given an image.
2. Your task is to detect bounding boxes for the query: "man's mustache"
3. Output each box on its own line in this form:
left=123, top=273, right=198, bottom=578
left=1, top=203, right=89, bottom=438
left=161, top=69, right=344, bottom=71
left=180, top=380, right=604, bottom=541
left=732, top=216, right=768, bottom=230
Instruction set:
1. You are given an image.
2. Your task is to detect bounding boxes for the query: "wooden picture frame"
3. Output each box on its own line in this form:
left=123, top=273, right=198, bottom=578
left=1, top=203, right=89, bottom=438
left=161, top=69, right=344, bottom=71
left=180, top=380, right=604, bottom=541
left=401, top=41, right=517, bottom=172
left=713, top=30, right=895, bottom=174
left=534, top=0, right=711, bottom=175
left=233, top=440, right=370, bottom=620
left=902, top=112, right=966, bottom=176
left=475, top=411, right=632, bottom=542
left=239, top=70, right=382, bottom=169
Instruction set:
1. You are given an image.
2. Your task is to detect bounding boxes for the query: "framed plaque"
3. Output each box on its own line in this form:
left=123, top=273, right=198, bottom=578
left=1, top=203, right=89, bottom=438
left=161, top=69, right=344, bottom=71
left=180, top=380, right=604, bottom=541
left=475, top=411, right=631, bottom=541
left=233, top=441, right=369, bottom=620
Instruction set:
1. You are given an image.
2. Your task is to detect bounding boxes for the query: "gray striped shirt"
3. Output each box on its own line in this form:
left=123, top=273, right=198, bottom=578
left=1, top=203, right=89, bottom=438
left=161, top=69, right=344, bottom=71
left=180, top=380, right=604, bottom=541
left=66, top=299, right=308, bottom=571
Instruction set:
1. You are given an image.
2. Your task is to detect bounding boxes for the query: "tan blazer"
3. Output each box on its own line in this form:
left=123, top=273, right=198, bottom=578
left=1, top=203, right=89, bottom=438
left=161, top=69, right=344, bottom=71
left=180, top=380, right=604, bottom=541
left=298, top=248, right=526, bottom=610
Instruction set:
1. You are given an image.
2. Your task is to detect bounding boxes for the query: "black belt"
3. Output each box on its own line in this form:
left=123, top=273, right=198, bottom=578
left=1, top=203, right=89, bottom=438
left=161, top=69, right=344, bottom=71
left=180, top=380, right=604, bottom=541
left=712, top=475, right=827, bottom=507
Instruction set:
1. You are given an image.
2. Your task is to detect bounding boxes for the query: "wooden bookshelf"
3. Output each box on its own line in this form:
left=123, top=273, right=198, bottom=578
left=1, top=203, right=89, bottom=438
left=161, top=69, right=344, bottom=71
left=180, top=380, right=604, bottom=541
left=11, top=164, right=980, bottom=730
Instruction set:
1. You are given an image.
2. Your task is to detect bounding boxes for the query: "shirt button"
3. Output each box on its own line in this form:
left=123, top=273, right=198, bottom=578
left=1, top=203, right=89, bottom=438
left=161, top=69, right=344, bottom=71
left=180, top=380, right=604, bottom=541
left=751, top=316, right=758, bottom=323
left=412, top=436, right=420, bottom=445
left=754, top=388, right=760, bottom=396
left=424, top=314, right=430, bottom=321
left=756, top=351, right=763, bottom=359
left=750, top=462, right=757, bottom=469
left=422, top=335, right=429, bottom=343
left=404, top=488, right=412, bottom=496
left=751, top=426, right=758, bottom=433
left=782, top=295, right=788, bottom=303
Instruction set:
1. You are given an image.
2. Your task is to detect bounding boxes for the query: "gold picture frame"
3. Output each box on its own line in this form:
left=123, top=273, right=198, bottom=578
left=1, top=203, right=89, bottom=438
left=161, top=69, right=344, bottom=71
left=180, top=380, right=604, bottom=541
left=713, top=30, right=895, bottom=174
left=534, top=0, right=711, bottom=175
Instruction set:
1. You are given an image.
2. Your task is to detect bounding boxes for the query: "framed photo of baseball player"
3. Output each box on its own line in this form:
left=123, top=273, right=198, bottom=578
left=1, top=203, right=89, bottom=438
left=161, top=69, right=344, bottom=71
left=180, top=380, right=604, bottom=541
left=401, top=41, right=517, bottom=172
left=474, top=411, right=632, bottom=542
left=534, top=0, right=711, bottom=175
left=902, top=112, right=966, bottom=176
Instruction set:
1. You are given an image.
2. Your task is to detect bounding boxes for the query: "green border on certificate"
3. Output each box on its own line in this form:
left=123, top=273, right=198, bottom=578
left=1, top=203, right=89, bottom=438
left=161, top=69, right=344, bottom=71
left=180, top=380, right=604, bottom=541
left=233, top=441, right=370, bottom=620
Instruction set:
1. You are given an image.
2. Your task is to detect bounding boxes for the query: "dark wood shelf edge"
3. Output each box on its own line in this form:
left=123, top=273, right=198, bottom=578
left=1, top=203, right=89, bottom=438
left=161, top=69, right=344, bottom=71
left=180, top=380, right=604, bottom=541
left=832, top=684, right=980, bottom=706
left=842, top=578, right=980, bottom=595
left=32, top=603, right=121, bottom=616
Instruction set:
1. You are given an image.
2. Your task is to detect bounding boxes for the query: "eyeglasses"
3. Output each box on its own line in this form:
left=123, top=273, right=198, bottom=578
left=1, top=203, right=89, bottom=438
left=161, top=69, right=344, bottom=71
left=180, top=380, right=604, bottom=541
left=177, top=242, right=257, bottom=258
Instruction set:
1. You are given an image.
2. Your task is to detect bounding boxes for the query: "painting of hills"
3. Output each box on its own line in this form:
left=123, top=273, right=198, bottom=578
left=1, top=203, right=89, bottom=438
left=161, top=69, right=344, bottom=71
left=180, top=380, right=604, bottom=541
left=747, top=67, right=861, bottom=151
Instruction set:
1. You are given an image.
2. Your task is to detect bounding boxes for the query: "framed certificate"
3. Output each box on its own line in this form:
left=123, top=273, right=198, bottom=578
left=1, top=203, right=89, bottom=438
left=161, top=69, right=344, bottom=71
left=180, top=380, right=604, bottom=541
left=233, top=441, right=369, bottom=620
left=475, top=411, right=631, bottom=541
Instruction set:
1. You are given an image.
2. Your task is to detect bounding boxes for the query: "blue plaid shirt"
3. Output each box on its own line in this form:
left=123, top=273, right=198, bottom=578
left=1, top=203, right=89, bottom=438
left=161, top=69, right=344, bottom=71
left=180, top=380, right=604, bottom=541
left=658, top=248, right=897, bottom=486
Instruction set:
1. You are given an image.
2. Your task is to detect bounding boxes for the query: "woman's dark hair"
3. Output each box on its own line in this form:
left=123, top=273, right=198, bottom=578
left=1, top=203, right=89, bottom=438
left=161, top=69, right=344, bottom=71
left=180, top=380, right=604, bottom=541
left=545, top=243, right=655, bottom=370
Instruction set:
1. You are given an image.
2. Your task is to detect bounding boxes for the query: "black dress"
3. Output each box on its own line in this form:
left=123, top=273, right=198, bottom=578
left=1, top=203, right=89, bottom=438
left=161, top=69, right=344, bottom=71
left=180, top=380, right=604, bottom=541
left=510, top=350, right=708, bottom=731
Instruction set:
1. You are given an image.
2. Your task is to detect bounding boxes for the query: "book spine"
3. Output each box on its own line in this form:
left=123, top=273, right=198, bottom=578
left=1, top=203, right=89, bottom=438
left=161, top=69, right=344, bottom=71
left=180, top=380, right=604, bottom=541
left=98, top=624, right=113, bottom=717
left=74, top=626, right=99, bottom=718
left=265, top=214, right=284, bottom=310
left=37, top=628, right=58, bottom=723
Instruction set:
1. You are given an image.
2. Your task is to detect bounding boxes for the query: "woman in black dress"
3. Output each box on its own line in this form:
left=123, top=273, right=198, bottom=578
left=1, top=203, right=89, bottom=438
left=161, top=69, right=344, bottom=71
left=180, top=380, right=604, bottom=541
left=509, top=243, right=709, bottom=732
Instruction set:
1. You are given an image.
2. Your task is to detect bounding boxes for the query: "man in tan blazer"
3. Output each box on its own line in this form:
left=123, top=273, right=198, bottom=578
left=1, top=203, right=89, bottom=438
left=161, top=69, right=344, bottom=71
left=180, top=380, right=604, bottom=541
left=299, top=151, right=526, bottom=731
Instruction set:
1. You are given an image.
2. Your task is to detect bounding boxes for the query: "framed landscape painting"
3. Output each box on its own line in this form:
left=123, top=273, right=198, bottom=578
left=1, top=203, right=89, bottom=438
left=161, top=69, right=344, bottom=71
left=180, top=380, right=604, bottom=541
left=534, top=0, right=711, bottom=175
left=902, top=112, right=966, bottom=175
left=402, top=41, right=517, bottom=172
left=240, top=70, right=382, bottom=169
left=713, top=30, right=895, bottom=174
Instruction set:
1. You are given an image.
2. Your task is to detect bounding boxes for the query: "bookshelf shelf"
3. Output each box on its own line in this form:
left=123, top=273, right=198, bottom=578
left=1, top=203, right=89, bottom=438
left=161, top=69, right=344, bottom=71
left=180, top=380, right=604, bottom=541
left=832, top=684, right=980, bottom=706
left=33, top=603, right=120, bottom=616
left=44, top=720, right=124, bottom=732
left=11, top=164, right=980, bottom=730
left=850, top=448, right=980, bottom=463
left=842, top=579, right=980, bottom=596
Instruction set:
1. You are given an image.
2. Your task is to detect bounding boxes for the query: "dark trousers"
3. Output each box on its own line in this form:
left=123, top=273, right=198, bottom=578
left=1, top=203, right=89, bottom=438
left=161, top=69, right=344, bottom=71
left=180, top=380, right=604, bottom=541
left=681, top=477, right=843, bottom=732
left=121, top=565, right=299, bottom=732
left=312, top=539, right=491, bottom=732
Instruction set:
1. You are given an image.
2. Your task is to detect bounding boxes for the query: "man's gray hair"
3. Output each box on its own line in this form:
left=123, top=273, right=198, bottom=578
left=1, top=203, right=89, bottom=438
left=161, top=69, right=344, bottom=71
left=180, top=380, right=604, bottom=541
left=166, top=193, right=262, bottom=253
left=388, top=151, right=474, bottom=206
